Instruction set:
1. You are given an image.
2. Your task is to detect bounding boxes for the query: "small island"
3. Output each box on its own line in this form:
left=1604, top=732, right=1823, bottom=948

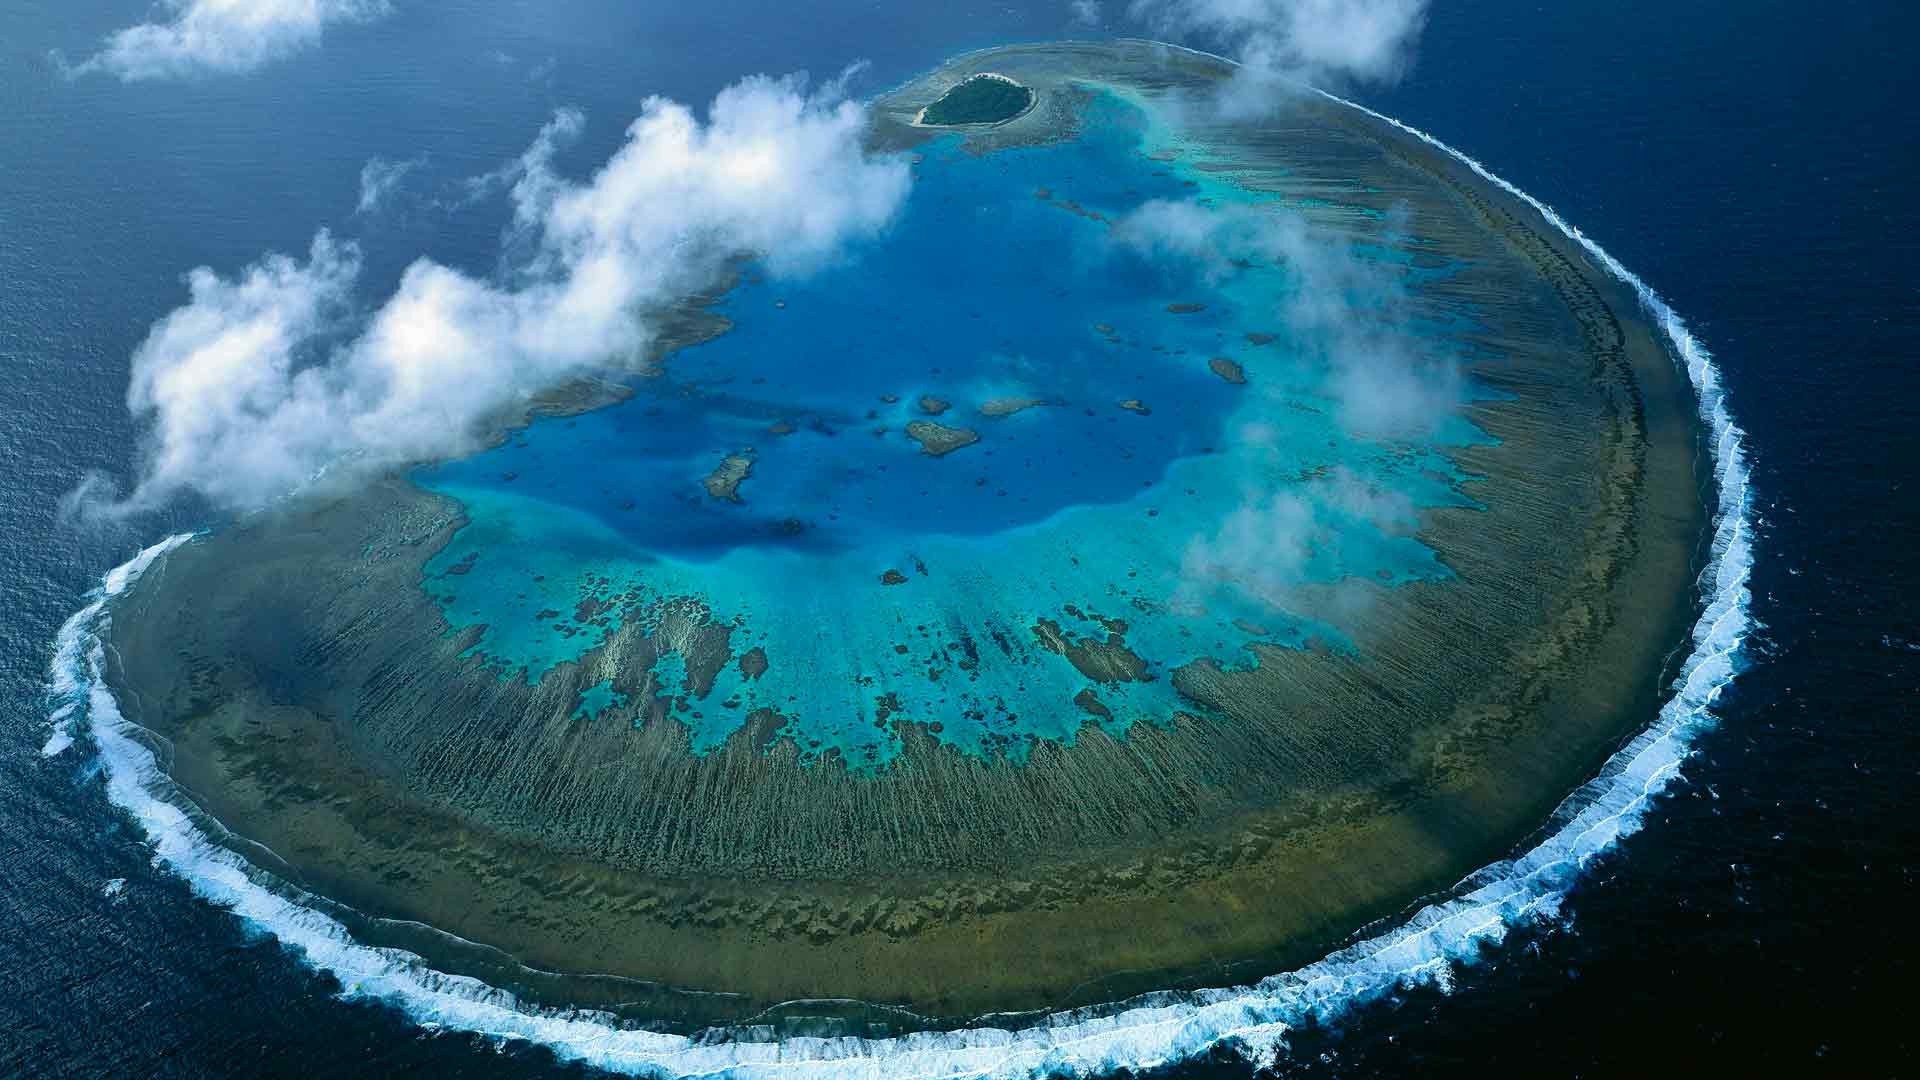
left=917, top=73, right=1035, bottom=126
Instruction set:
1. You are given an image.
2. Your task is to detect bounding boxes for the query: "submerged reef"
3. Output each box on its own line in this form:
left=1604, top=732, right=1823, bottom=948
left=105, top=40, right=1707, bottom=1032
left=1207, top=356, right=1247, bottom=385
left=702, top=452, right=753, bottom=502
left=979, top=396, right=1052, bottom=418
left=903, top=418, right=980, bottom=455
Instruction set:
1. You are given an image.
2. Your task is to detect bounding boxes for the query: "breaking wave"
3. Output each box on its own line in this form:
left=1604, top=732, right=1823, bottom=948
left=44, top=89, right=1755, bottom=1078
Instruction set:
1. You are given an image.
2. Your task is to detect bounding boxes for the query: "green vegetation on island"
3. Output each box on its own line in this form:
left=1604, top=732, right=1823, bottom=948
left=919, top=73, right=1034, bottom=126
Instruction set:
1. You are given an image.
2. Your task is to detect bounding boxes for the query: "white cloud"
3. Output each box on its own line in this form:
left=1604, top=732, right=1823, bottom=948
left=1070, top=0, right=1104, bottom=28
left=1112, top=198, right=1462, bottom=440
left=72, top=0, right=390, bottom=81
left=1114, top=197, right=1464, bottom=612
left=1181, top=467, right=1416, bottom=607
left=1129, top=0, right=1428, bottom=107
left=354, top=155, right=422, bottom=215
left=79, top=74, right=911, bottom=515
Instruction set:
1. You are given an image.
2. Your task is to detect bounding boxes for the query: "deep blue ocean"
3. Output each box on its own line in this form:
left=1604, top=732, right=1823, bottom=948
left=3, top=0, right=1916, bottom=1075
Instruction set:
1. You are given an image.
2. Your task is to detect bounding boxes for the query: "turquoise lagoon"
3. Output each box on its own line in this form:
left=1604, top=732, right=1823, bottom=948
left=420, top=91, right=1491, bottom=766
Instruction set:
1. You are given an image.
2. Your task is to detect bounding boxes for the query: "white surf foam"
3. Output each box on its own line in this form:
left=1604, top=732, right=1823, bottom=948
left=50, top=93, right=1755, bottom=1077
left=42, top=604, right=104, bottom=758
left=41, top=532, right=197, bottom=758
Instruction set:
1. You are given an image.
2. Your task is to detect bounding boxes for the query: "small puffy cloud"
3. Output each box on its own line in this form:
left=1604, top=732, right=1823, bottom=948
left=355, top=155, right=423, bottom=215
left=122, top=233, right=362, bottom=507
left=72, top=0, right=390, bottom=81
left=1181, top=468, right=1417, bottom=607
left=79, top=73, right=911, bottom=516
left=1070, top=0, right=1104, bottom=28
left=1129, top=0, right=1428, bottom=107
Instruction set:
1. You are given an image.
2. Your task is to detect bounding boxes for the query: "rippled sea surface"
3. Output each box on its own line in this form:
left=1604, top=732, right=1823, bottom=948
left=3, top=0, right=1916, bottom=1075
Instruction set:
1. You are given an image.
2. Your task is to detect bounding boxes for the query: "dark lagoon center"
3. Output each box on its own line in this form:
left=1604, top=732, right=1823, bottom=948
left=102, top=41, right=1708, bottom=1031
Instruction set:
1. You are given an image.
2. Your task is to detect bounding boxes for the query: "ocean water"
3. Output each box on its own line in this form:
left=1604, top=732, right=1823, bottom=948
left=3, top=1, right=1916, bottom=1077
left=419, top=87, right=1479, bottom=764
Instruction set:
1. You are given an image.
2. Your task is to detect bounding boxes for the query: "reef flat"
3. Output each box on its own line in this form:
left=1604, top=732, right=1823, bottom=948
left=104, top=40, right=1707, bottom=1030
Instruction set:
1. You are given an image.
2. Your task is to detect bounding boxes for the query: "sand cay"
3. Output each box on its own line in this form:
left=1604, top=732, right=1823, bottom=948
left=102, top=40, right=1706, bottom=1035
